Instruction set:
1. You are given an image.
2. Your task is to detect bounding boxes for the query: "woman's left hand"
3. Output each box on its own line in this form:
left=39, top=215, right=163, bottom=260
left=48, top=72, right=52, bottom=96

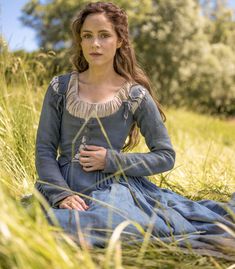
left=79, top=145, right=107, bottom=172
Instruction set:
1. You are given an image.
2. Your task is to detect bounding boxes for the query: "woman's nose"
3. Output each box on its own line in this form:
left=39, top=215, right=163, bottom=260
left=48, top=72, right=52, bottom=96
left=91, top=38, right=100, bottom=48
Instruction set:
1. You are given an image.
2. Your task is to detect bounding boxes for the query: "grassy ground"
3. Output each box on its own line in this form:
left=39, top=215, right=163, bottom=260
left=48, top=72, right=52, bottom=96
left=0, top=49, right=235, bottom=268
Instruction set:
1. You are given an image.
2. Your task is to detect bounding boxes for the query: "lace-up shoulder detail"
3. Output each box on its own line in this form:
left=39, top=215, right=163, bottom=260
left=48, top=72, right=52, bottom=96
left=66, top=71, right=134, bottom=119
left=128, top=85, right=147, bottom=114
left=50, top=76, right=60, bottom=93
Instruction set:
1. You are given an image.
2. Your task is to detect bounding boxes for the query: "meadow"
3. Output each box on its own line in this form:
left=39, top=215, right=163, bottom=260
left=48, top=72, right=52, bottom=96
left=0, top=49, right=235, bottom=269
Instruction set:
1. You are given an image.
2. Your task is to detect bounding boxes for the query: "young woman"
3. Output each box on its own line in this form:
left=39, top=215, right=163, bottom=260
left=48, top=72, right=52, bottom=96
left=35, top=1, right=235, bottom=254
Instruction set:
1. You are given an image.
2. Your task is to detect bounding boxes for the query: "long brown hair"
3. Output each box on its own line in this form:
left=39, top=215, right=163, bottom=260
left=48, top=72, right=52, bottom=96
left=69, top=1, right=166, bottom=151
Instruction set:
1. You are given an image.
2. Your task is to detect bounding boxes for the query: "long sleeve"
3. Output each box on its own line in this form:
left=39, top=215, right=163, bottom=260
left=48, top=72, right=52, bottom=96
left=102, top=86, right=176, bottom=176
left=35, top=78, right=73, bottom=207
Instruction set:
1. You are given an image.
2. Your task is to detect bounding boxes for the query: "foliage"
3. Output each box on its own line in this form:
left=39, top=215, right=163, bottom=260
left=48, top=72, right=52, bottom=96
left=135, top=0, right=235, bottom=115
left=0, top=36, right=71, bottom=88
left=201, top=0, right=235, bottom=50
left=19, top=0, right=153, bottom=50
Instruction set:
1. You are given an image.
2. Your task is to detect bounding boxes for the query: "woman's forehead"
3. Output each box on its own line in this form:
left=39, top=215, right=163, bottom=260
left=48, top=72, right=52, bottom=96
left=81, top=13, right=114, bottom=32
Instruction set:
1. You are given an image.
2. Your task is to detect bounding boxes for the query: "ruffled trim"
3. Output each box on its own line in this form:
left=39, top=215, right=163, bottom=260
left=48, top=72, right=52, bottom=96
left=66, top=71, right=134, bottom=119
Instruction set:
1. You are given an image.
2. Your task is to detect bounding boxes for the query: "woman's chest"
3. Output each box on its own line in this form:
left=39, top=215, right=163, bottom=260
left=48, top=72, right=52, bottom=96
left=60, top=102, right=134, bottom=148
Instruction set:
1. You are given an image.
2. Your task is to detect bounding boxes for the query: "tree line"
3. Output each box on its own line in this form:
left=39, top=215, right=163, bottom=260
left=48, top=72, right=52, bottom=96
left=2, top=0, right=235, bottom=116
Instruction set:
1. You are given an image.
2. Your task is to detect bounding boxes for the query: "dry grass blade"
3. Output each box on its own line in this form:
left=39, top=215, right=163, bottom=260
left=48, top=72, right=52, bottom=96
left=105, top=220, right=145, bottom=269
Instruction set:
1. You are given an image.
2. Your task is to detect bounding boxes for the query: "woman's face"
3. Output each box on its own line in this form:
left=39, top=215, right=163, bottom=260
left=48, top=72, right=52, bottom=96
left=80, top=13, right=122, bottom=67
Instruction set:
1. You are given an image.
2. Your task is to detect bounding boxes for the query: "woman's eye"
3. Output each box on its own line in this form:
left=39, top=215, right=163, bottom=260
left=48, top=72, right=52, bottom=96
left=82, top=34, right=91, bottom=39
left=100, top=34, right=109, bottom=38
left=81, top=33, right=110, bottom=39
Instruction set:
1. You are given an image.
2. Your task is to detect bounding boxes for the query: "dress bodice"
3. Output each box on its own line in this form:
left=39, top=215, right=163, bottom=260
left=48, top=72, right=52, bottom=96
left=59, top=100, right=134, bottom=166
left=58, top=70, right=139, bottom=167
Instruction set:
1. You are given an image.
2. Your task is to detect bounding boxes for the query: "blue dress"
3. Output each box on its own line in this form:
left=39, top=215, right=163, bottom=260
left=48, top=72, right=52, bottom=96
left=35, top=71, right=235, bottom=258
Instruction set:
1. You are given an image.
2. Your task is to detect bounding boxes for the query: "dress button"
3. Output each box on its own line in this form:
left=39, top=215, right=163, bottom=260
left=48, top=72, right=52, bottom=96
left=74, top=153, right=80, bottom=159
left=81, top=136, right=86, bottom=143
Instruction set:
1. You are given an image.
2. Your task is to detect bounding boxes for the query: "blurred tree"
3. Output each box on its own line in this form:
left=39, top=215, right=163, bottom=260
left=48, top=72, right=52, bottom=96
left=19, top=0, right=152, bottom=50
left=134, top=0, right=206, bottom=103
left=134, top=0, right=235, bottom=115
left=200, top=0, right=235, bottom=51
left=20, top=0, right=84, bottom=50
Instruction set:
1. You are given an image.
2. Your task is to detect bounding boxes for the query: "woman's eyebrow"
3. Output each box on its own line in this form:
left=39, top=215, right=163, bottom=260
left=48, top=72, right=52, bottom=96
left=81, top=29, right=111, bottom=33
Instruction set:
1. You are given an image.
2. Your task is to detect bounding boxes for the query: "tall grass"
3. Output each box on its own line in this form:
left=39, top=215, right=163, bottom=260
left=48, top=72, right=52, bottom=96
left=150, top=108, right=235, bottom=201
left=0, top=43, right=234, bottom=268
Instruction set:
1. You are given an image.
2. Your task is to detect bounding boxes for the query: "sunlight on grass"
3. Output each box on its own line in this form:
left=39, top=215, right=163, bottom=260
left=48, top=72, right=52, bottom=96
left=0, top=47, right=234, bottom=268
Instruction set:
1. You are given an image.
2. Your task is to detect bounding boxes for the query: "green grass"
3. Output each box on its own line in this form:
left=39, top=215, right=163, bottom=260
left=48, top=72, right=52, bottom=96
left=0, top=48, right=235, bottom=268
left=150, top=107, right=235, bottom=201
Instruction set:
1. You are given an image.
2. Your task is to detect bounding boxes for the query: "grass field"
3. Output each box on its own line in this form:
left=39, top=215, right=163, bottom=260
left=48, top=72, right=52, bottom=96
left=0, top=50, right=235, bottom=268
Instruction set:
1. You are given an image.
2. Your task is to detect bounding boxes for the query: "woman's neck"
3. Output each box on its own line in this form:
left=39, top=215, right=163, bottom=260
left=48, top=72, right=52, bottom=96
left=81, top=66, right=120, bottom=86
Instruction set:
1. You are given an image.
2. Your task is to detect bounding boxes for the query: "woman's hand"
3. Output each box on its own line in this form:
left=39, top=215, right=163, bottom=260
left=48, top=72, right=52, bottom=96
left=58, top=195, right=89, bottom=211
left=79, top=145, right=107, bottom=172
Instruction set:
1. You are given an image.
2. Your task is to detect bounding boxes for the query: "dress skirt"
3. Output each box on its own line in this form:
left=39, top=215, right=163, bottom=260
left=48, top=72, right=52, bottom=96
left=44, top=168, right=235, bottom=260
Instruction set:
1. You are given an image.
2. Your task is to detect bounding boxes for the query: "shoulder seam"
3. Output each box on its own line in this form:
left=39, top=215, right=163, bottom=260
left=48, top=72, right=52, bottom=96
left=49, top=76, right=60, bottom=93
left=128, top=84, right=147, bottom=114
left=49, top=72, right=72, bottom=95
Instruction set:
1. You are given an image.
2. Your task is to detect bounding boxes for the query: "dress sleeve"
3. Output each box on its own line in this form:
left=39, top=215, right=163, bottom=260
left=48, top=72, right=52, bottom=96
left=35, top=77, right=73, bottom=207
left=102, top=85, right=176, bottom=177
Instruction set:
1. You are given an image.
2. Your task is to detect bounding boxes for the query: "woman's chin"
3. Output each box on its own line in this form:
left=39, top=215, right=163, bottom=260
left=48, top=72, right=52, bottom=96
left=88, top=61, right=111, bottom=68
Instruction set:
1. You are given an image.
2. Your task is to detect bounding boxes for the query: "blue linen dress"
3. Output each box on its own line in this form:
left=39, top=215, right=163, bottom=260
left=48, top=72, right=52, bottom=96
left=35, top=71, right=235, bottom=256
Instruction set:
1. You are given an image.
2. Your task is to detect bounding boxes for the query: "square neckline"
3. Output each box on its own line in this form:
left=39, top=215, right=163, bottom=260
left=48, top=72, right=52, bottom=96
left=65, top=71, right=136, bottom=119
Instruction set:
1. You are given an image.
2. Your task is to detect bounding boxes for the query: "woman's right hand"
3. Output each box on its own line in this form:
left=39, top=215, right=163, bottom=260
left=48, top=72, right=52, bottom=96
left=58, top=195, right=89, bottom=211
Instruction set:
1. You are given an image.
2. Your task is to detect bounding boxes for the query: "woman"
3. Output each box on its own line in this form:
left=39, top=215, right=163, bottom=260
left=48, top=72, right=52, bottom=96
left=35, top=1, right=235, bottom=255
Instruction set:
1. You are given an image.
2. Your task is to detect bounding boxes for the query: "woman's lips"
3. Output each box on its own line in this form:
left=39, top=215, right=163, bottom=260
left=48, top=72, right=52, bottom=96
left=90, top=53, right=102, bottom=57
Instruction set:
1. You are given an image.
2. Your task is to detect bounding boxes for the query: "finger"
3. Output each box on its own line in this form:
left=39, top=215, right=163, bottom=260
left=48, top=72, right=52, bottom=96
left=61, top=195, right=73, bottom=203
left=77, top=198, right=89, bottom=210
left=70, top=202, right=85, bottom=211
left=83, top=166, right=96, bottom=172
left=80, top=150, right=94, bottom=157
left=79, top=160, right=91, bottom=166
left=85, top=145, right=102, bottom=150
left=65, top=200, right=82, bottom=210
left=59, top=203, right=72, bottom=210
left=70, top=199, right=86, bottom=210
left=73, top=195, right=89, bottom=209
left=79, top=157, right=92, bottom=164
